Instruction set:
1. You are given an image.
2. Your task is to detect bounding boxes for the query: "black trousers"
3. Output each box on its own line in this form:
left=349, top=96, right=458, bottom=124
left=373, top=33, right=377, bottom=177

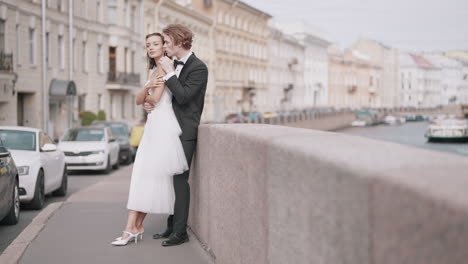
left=167, top=139, right=196, bottom=234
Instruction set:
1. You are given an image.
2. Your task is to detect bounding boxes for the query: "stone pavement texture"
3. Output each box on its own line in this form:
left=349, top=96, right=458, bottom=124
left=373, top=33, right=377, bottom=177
left=19, top=165, right=213, bottom=264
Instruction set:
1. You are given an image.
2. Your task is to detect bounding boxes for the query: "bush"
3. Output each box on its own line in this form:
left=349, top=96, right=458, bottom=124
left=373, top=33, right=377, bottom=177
left=97, top=110, right=106, bottom=121
left=79, top=111, right=97, bottom=126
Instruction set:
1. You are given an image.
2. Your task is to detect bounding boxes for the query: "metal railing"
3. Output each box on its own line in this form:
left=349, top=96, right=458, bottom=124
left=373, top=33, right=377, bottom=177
left=107, top=71, right=140, bottom=86
left=0, top=52, right=13, bottom=72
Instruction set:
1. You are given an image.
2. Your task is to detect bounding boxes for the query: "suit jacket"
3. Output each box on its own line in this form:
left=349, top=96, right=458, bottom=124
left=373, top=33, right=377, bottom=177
left=165, top=53, right=208, bottom=141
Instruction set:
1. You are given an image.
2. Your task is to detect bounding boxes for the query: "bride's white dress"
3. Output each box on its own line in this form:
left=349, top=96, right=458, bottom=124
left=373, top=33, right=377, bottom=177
left=127, top=69, right=188, bottom=214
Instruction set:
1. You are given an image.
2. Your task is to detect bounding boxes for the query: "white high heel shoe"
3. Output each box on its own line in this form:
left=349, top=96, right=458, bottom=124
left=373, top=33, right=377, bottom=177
left=111, top=231, right=139, bottom=246
left=115, top=231, right=143, bottom=241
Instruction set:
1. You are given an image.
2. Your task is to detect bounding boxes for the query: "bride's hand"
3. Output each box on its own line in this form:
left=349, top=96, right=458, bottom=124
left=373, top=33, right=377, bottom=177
left=145, top=78, right=164, bottom=90
left=154, top=76, right=165, bottom=89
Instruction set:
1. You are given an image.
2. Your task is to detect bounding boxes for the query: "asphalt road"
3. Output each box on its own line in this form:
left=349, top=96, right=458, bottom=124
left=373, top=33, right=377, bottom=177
left=0, top=167, right=125, bottom=254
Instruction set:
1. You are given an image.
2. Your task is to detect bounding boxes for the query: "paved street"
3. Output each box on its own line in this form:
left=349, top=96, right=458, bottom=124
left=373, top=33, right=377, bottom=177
left=0, top=169, right=115, bottom=254
left=17, top=164, right=211, bottom=264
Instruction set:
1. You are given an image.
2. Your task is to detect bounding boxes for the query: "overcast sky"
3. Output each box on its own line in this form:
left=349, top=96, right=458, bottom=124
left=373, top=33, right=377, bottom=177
left=248, top=0, right=468, bottom=52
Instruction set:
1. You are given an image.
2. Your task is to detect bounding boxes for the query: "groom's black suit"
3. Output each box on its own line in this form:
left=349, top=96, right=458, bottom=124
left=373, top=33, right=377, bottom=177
left=165, top=52, right=208, bottom=235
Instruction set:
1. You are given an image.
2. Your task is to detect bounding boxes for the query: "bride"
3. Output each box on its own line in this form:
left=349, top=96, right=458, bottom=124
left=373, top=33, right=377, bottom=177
left=111, top=32, right=188, bottom=246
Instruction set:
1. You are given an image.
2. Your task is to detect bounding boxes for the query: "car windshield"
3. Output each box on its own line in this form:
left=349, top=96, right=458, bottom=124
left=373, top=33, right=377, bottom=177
left=108, top=124, right=127, bottom=137
left=96, top=123, right=128, bottom=137
left=0, top=130, right=36, bottom=151
left=62, top=129, right=105, bottom=142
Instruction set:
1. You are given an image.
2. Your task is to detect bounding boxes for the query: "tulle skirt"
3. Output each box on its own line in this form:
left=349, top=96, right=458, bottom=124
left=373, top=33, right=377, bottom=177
left=126, top=104, right=188, bottom=214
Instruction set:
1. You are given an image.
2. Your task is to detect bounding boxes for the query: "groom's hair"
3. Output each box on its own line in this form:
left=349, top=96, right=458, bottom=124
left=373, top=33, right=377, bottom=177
left=163, top=24, right=193, bottom=50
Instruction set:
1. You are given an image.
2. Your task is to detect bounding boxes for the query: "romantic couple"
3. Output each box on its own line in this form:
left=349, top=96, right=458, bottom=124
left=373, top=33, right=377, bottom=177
left=111, top=24, right=208, bottom=247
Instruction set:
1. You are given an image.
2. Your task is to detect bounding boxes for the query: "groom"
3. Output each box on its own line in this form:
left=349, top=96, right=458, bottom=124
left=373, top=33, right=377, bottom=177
left=144, top=24, right=208, bottom=246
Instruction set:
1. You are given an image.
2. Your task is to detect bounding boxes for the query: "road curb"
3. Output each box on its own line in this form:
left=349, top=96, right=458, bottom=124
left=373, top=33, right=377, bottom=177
left=0, top=202, right=64, bottom=264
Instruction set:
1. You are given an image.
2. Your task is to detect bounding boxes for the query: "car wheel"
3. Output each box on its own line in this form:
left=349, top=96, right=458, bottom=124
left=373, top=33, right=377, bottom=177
left=125, top=151, right=133, bottom=165
left=103, top=156, right=112, bottom=174
left=27, top=170, right=45, bottom=210
left=0, top=178, right=20, bottom=225
left=112, top=155, right=120, bottom=170
left=53, top=166, right=68, bottom=197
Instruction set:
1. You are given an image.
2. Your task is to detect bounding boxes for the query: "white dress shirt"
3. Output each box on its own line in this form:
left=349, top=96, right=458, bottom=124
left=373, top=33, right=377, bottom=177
left=163, top=51, right=193, bottom=81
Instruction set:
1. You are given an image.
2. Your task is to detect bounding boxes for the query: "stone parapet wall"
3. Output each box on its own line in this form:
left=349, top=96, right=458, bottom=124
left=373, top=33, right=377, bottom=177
left=189, top=124, right=468, bottom=264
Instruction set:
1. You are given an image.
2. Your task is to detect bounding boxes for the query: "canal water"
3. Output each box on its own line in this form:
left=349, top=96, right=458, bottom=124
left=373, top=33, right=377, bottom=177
left=339, top=121, right=468, bottom=157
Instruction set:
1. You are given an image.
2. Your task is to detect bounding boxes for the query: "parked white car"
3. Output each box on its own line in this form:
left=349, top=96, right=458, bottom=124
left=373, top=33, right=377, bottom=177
left=0, top=126, right=68, bottom=210
left=58, top=126, right=120, bottom=173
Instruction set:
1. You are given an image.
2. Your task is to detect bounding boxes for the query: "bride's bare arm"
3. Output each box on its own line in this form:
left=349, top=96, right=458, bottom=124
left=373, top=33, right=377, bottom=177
left=135, top=84, right=150, bottom=105
left=144, top=75, right=165, bottom=104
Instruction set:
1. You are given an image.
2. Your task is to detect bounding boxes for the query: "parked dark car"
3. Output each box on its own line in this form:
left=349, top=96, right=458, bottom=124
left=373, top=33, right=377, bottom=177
left=0, top=138, right=20, bottom=225
left=92, top=121, right=134, bottom=165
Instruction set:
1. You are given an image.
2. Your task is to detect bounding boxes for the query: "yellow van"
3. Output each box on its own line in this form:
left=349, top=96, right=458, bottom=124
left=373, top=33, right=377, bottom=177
left=129, top=125, right=144, bottom=153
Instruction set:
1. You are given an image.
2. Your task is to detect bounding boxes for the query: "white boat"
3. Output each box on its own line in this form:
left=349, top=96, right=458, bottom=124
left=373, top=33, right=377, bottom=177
left=425, top=118, right=468, bottom=142
left=384, top=115, right=406, bottom=125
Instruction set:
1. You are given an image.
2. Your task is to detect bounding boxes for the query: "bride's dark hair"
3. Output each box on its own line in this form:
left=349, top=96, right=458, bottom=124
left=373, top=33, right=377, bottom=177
left=145, top=32, right=164, bottom=69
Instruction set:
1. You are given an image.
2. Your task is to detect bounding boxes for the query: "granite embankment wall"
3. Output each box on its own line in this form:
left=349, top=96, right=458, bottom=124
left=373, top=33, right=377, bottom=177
left=189, top=124, right=468, bottom=264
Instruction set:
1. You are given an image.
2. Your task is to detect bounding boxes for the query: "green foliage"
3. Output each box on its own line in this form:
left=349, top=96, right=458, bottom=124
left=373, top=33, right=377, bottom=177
left=79, top=111, right=97, bottom=126
left=97, top=110, right=106, bottom=121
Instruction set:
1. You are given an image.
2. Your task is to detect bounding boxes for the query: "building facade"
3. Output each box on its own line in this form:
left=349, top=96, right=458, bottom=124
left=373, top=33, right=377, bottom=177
left=191, top=0, right=271, bottom=121
left=445, top=51, right=468, bottom=104
left=398, top=52, right=440, bottom=107
left=275, top=22, right=329, bottom=108
left=424, top=53, right=467, bottom=105
left=267, top=26, right=305, bottom=112
left=328, top=44, right=382, bottom=109
left=349, top=39, right=399, bottom=108
left=0, top=0, right=144, bottom=140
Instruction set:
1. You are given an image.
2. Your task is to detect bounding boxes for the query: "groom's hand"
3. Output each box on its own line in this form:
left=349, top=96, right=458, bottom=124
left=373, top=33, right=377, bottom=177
left=159, top=56, right=175, bottom=74
left=143, top=102, right=155, bottom=113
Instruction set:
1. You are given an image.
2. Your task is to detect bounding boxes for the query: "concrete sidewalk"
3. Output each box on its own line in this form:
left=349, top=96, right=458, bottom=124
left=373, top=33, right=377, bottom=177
left=18, top=165, right=213, bottom=264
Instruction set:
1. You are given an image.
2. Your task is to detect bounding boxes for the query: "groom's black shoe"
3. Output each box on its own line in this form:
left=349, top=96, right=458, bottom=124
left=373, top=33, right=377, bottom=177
left=153, top=229, right=173, bottom=239
left=162, top=232, right=189, bottom=247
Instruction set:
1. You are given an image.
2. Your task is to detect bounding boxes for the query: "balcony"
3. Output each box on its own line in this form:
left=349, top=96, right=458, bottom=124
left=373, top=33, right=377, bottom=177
left=347, top=85, right=357, bottom=93
left=0, top=52, right=13, bottom=72
left=0, top=53, right=17, bottom=103
left=107, top=71, right=140, bottom=86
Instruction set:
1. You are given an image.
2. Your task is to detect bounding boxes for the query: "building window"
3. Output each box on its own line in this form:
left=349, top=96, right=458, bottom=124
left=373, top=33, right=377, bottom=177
left=108, top=0, right=117, bottom=24
left=57, top=0, right=62, bottom=11
left=29, top=28, right=35, bottom=64
left=131, top=50, right=135, bottom=73
left=16, top=24, right=20, bottom=66
left=58, top=35, right=65, bottom=69
left=0, top=20, right=5, bottom=53
left=82, top=0, right=87, bottom=19
left=110, top=94, right=115, bottom=119
left=121, top=95, right=125, bottom=118
left=132, top=95, right=136, bottom=117
left=98, top=93, right=103, bottom=110
left=73, top=38, right=76, bottom=71
left=97, top=44, right=102, bottom=73
left=82, top=40, right=88, bottom=72
left=78, top=94, right=86, bottom=113
left=124, top=47, right=128, bottom=73
left=217, top=11, right=223, bottom=24
left=124, top=0, right=128, bottom=27
left=45, top=32, right=49, bottom=66
left=131, top=6, right=136, bottom=31
left=96, top=1, right=102, bottom=22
